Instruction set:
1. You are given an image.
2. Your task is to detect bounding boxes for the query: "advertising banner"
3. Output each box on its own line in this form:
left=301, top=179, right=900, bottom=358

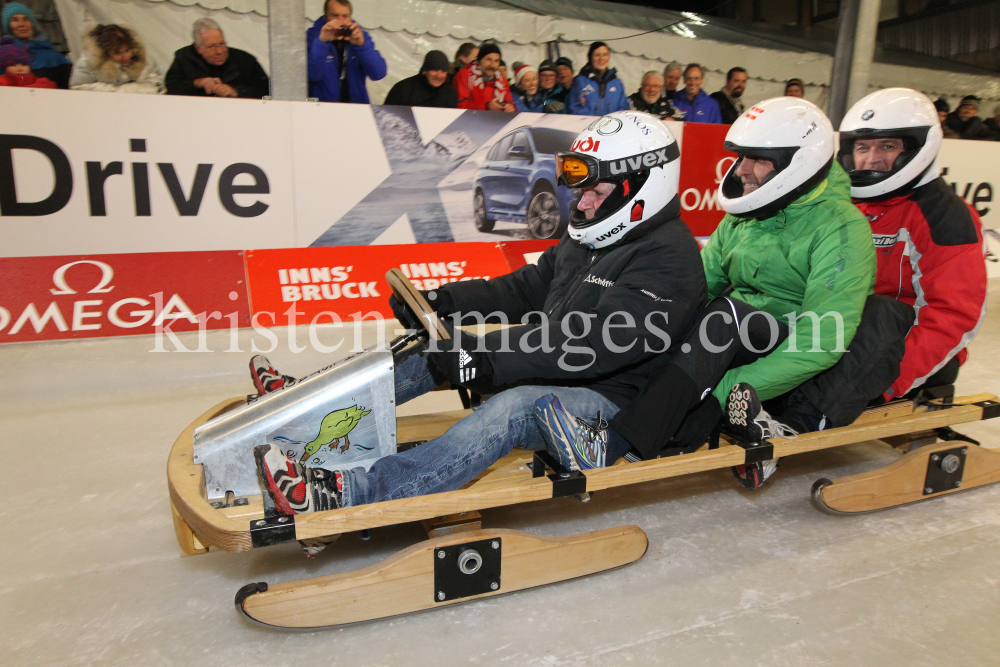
left=244, top=241, right=529, bottom=324
left=675, top=123, right=736, bottom=238
left=0, top=251, right=250, bottom=343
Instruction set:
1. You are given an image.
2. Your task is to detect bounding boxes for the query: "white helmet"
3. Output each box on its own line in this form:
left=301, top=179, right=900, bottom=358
left=557, top=111, right=680, bottom=249
left=718, top=97, right=835, bottom=218
left=838, top=88, right=942, bottom=200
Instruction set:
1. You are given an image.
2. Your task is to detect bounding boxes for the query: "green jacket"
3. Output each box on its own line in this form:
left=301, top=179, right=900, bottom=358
left=702, top=161, right=876, bottom=408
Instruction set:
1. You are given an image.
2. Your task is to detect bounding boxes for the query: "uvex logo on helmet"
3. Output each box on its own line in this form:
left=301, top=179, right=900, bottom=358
left=571, top=137, right=601, bottom=152
left=607, top=146, right=676, bottom=176
left=594, top=222, right=626, bottom=242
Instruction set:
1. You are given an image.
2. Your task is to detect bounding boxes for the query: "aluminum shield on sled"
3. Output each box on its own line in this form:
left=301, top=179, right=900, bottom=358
left=192, top=344, right=397, bottom=500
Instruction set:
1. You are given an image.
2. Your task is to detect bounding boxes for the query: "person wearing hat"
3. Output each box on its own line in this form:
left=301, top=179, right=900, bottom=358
left=1, top=2, right=70, bottom=88
left=0, top=35, right=55, bottom=87
left=452, top=41, right=515, bottom=112
left=934, top=98, right=960, bottom=139
left=554, top=56, right=574, bottom=94
left=383, top=50, right=457, bottom=108
left=784, top=78, right=805, bottom=97
left=568, top=41, right=629, bottom=116
left=535, top=59, right=567, bottom=112
left=944, top=95, right=994, bottom=140
left=70, top=24, right=164, bottom=94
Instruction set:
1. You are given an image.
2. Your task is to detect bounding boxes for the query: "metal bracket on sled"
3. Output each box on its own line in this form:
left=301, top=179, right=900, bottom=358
left=914, top=384, right=955, bottom=412
left=976, top=400, right=1000, bottom=421
left=532, top=450, right=587, bottom=498
left=923, top=446, right=968, bottom=495
left=433, top=537, right=502, bottom=602
left=736, top=440, right=775, bottom=464
left=250, top=515, right=296, bottom=548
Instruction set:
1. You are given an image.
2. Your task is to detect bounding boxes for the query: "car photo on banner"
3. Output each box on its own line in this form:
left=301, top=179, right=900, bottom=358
left=473, top=126, right=578, bottom=240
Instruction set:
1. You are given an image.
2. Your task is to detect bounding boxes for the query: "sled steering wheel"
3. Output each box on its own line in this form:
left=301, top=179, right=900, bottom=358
left=385, top=268, right=451, bottom=341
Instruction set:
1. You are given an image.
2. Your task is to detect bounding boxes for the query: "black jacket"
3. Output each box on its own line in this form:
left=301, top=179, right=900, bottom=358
left=441, top=201, right=708, bottom=408
left=944, top=112, right=995, bottom=141
left=628, top=91, right=680, bottom=120
left=384, top=73, right=458, bottom=108
left=165, top=44, right=270, bottom=99
left=709, top=90, right=743, bottom=124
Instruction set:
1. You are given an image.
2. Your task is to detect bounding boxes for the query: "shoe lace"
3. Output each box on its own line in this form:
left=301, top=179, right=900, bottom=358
left=757, top=409, right=798, bottom=440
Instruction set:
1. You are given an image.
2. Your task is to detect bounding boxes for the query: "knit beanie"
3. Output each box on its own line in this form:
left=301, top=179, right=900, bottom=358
left=477, top=42, right=501, bottom=62
left=514, top=64, right=536, bottom=87
left=420, top=50, right=450, bottom=73
left=555, top=56, right=573, bottom=72
left=2, top=2, right=40, bottom=36
left=538, top=59, right=557, bottom=75
left=0, top=35, right=30, bottom=69
left=959, top=95, right=981, bottom=112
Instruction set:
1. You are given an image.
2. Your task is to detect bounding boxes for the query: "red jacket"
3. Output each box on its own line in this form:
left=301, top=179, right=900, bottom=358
left=0, top=72, right=56, bottom=88
left=856, top=177, right=987, bottom=400
left=452, top=60, right=513, bottom=110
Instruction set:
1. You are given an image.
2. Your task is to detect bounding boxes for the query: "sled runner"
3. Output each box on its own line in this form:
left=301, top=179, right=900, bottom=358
left=168, top=269, right=1000, bottom=629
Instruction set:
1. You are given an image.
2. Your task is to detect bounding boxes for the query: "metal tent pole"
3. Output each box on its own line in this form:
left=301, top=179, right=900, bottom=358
left=267, top=0, right=308, bottom=101
left=828, top=0, right=860, bottom=127
left=846, top=0, right=882, bottom=112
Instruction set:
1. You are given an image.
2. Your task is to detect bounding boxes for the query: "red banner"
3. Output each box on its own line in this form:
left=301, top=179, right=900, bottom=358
left=498, top=239, right=560, bottom=272
left=244, top=242, right=516, bottom=323
left=677, top=123, right=737, bottom=238
left=0, top=251, right=250, bottom=343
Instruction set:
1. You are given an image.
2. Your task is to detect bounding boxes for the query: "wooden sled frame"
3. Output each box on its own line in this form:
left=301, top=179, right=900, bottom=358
left=169, top=386, right=1000, bottom=628
left=169, top=269, right=1000, bottom=628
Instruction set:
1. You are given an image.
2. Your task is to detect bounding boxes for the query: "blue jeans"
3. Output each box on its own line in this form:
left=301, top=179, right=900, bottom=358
left=340, top=351, right=619, bottom=507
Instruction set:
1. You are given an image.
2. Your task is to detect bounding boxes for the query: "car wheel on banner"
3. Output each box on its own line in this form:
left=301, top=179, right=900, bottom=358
left=474, top=189, right=495, bottom=233
left=527, top=188, right=562, bottom=240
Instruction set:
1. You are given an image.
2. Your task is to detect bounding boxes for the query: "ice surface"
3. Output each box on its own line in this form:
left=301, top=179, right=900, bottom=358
left=2, top=290, right=1000, bottom=666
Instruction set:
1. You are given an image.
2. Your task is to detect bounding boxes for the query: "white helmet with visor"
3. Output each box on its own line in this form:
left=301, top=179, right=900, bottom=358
left=718, top=97, right=835, bottom=218
left=556, top=111, right=681, bottom=249
left=838, top=88, right=942, bottom=200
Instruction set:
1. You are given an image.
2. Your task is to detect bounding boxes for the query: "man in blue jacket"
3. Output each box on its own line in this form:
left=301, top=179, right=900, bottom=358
left=672, top=64, right=722, bottom=124
left=306, top=0, right=386, bottom=103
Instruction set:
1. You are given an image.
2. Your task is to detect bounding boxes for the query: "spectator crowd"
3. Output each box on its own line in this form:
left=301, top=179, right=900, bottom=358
left=2, top=0, right=998, bottom=141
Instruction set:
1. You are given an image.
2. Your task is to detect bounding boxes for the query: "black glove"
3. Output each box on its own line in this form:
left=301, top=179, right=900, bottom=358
left=389, top=289, right=456, bottom=331
left=426, top=343, right=495, bottom=394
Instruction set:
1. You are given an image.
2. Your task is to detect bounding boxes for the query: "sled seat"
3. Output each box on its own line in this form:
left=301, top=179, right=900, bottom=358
left=169, top=391, right=1000, bottom=554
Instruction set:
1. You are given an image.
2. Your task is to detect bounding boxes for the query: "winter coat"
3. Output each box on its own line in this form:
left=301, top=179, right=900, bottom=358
left=306, top=18, right=386, bottom=103
left=383, top=72, right=457, bottom=108
left=944, top=112, right=994, bottom=141
left=164, top=44, right=269, bottom=98
left=440, top=200, right=709, bottom=408
left=0, top=71, right=55, bottom=87
left=709, top=89, right=744, bottom=124
left=627, top=91, right=680, bottom=120
left=70, top=28, right=163, bottom=94
left=700, top=161, right=876, bottom=407
left=856, top=177, right=987, bottom=400
left=8, top=35, right=69, bottom=88
left=514, top=85, right=567, bottom=113
left=568, top=66, right=629, bottom=116
left=452, top=60, right=514, bottom=110
left=672, top=89, right=722, bottom=124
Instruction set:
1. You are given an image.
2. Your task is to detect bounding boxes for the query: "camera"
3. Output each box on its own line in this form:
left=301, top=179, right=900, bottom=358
left=334, top=26, right=353, bottom=38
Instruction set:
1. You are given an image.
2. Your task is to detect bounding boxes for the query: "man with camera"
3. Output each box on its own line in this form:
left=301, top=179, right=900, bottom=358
left=306, top=0, right=386, bottom=103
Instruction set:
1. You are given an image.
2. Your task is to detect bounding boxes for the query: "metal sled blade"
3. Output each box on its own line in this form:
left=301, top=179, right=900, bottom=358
left=235, top=526, right=648, bottom=629
left=812, top=441, right=1000, bottom=515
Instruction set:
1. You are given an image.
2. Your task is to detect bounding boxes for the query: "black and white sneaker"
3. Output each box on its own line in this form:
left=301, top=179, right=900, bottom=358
left=254, top=444, right=343, bottom=515
left=723, top=383, right=797, bottom=491
left=249, top=355, right=296, bottom=396
left=722, top=383, right=798, bottom=444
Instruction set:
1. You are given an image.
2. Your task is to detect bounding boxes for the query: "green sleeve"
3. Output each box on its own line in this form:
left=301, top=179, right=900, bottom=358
left=711, top=211, right=876, bottom=406
left=700, top=217, right=733, bottom=301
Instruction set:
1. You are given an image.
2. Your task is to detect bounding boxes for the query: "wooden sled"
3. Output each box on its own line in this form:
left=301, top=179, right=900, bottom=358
left=169, top=388, right=1000, bottom=628
left=168, top=270, right=1000, bottom=629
